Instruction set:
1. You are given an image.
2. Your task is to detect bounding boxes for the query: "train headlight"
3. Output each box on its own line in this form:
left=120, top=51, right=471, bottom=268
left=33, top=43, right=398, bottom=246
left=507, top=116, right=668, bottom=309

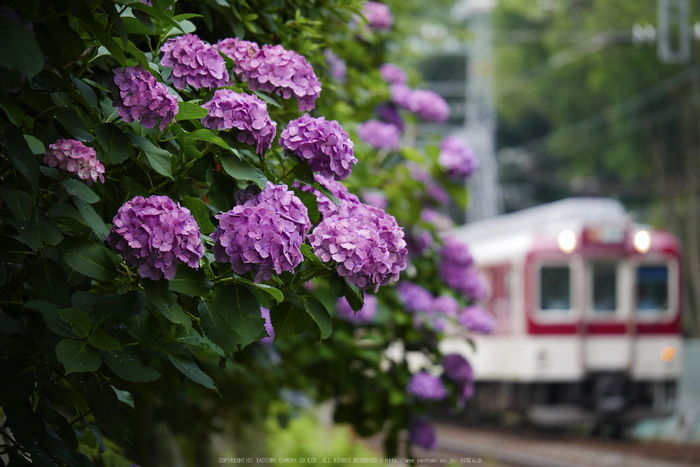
left=557, top=230, right=576, bottom=253
left=634, top=230, right=651, bottom=253
left=660, top=346, right=677, bottom=362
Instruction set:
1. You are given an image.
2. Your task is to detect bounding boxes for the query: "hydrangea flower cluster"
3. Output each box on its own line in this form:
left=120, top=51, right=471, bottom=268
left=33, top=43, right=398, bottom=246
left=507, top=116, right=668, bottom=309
left=201, top=89, right=277, bottom=155
left=214, top=37, right=260, bottom=78
left=380, top=63, right=406, bottom=84
left=375, top=103, right=404, bottom=131
left=107, top=195, right=204, bottom=280
left=439, top=237, right=486, bottom=300
left=111, top=66, right=178, bottom=131
left=44, top=139, right=105, bottom=185
left=407, top=371, right=447, bottom=401
left=408, top=89, right=450, bottom=123
left=245, top=44, right=321, bottom=112
left=324, top=49, right=347, bottom=83
left=357, top=120, right=401, bottom=150
left=390, top=83, right=412, bottom=108
left=362, top=191, right=388, bottom=210
left=439, top=137, right=479, bottom=178
left=427, top=182, right=449, bottom=205
left=212, top=182, right=311, bottom=282
left=260, top=307, right=275, bottom=344
left=421, top=208, right=454, bottom=231
left=160, top=34, right=229, bottom=90
left=409, top=418, right=437, bottom=450
left=433, top=295, right=460, bottom=317
left=459, top=306, right=495, bottom=334
left=396, top=282, right=434, bottom=314
left=309, top=202, right=407, bottom=292
left=442, top=354, right=473, bottom=383
left=279, top=114, right=357, bottom=180
left=336, top=294, right=377, bottom=324
left=362, top=1, right=393, bottom=31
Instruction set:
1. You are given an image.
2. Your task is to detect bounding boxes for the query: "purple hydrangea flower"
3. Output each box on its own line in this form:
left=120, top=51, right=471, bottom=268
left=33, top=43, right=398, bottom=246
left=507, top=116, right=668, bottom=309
left=296, top=173, right=362, bottom=219
left=407, top=229, right=433, bottom=256
left=427, top=182, right=449, bottom=205
left=421, top=208, right=453, bottom=231
left=396, top=282, right=434, bottom=314
left=160, top=33, right=229, bottom=90
left=279, top=114, right=356, bottom=180
left=214, top=37, right=260, bottom=78
left=460, top=380, right=475, bottom=402
left=442, top=354, right=473, bottom=383
left=376, top=103, right=404, bottom=131
left=459, top=306, right=495, bottom=334
left=407, top=371, right=447, bottom=401
left=260, top=307, right=275, bottom=344
left=380, top=63, right=406, bottom=85
left=107, top=195, right=205, bottom=280
left=212, top=182, right=311, bottom=282
left=433, top=295, right=460, bottom=317
left=408, top=89, right=450, bottom=123
left=362, top=191, right=388, bottom=210
left=245, top=44, right=321, bottom=112
left=44, top=139, right=105, bottom=185
left=409, top=418, right=437, bottom=450
left=439, top=137, right=479, bottom=178
left=111, top=66, right=178, bottom=131
left=201, top=89, right=277, bottom=155
left=439, top=237, right=482, bottom=298
left=357, top=120, right=400, bottom=150
left=390, top=83, right=412, bottom=108
left=309, top=202, right=407, bottom=292
left=336, top=294, right=377, bottom=324
left=362, top=2, right=393, bottom=31
left=324, top=49, right=347, bottom=83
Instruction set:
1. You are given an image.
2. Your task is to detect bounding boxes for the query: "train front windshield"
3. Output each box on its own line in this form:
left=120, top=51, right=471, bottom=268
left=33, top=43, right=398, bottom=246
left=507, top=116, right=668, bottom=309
left=637, top=265, right=669, bottom=312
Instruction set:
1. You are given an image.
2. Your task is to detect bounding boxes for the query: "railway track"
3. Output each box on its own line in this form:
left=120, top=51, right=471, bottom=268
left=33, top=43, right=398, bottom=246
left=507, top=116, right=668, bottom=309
left=408, top=422, right=700, bottom=467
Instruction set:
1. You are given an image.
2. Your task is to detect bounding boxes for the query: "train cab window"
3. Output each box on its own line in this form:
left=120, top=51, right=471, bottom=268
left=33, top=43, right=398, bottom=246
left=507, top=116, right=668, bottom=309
left=592, top=263, right=617, bottom=312
left=637, top=265, right=669, bottom=312
left=540, top=266, right=570, bottom=311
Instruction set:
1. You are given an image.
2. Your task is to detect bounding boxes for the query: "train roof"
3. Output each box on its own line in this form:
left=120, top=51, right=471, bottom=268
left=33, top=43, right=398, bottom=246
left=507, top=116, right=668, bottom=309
left=450, top=198, right=630, bottom=256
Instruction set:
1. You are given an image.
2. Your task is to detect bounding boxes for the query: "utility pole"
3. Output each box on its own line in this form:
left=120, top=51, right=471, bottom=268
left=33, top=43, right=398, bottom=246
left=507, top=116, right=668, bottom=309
left=658, top=0, right=691, bottom=64
left=454, top=0, right=504, bottom=222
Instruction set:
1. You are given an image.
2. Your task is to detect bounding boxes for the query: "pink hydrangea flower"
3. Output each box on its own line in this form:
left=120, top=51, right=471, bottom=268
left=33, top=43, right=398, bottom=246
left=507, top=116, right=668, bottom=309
left=407, top=371, right=447, bottom=400
left=357, top=120, right=400, bottom=150
left=439, top=137, right=479, bottom=178
left=380, top=63, right=406, bottom=84
left=44, top=139, right=105, bottom=184
left=408, top=89, right=450, bottom=123
left=362, top=2, right=393, bottom=31
left=160, top=33, right=229, bottom=90
left=111, top=66, right=178, bottom=131
left=214, top=37, right=260, bottom=79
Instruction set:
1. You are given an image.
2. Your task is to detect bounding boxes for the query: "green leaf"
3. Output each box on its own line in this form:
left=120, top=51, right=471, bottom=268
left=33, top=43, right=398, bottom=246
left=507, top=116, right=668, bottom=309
left=236, top=277, right=284, bottom=304
left=217, top=284, right=262, bottom=348
left=252, top=90, right=282, bottom=108
left=198, top=298, right=239, bottom=355
left=18, top=214, right=63, bottom=249
left=184, top=128, right=233, bottom=151
left=131, top=9, right=156, bottom=33
left=293, top=189, right=320, bottom=224
left=0, top=235, right=31, bottom=263
left=56, top=339, right=102, bottom=374
left=3, top=127, right=39, bottom=191
left=73, top=10, right=127, bottom=66
left=168, top=267, right=212, bottom=296
left=61, top=239, right=118, bottom=281
left=25, top=300, right=77, bottom=338
left=300, top=244, right=329, bottom=270
left=59, top=308, right=91, bottom=338
left=23, top=135, right=45, bottom=155
left=95, top=123, right=129, bottom=165
left=127, top=134, right=172, bottom=179
left=179, top=196, right=215, bottom=235
left=168, top=354, right=218, bottom=393
left=175, top=101, right=208, bottom=121
left=269, top=301, right=316, bottom=341
left=31, top=257, right=70, bottom=307
left=176, top=328, right=224, bottom=357
left=219, top=154, right=268, bottom=190
left=301, top=296, right=332, bottom=340
left=92, top=290, right=145, bottom=329
left=344, top=281, right=365, bottom=312
left=112, top=386, right=134, bottom=409
left=86, top=375, right=133, bottom=442
left=73, top=198, right=110, bottom=240
left=0, top=16, right=44, bottom=79
left=0, top=313, right=27, bottom=335
left=0, top=359, right=35, bottom=407
left=63, top=179, right=99, bottom=204
left=88, top=332, right=122, bottom=351
left=0, top=187, right=32, bottom=221
left=100, top=348, right=161, bottom=382
left=144, top=280, right=192, bottom=330
left=71, top=75, right=99, bottom=111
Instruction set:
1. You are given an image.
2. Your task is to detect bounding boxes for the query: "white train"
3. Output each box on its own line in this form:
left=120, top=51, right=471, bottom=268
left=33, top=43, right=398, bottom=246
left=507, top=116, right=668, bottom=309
left=441, top=198, right=682, bottom=430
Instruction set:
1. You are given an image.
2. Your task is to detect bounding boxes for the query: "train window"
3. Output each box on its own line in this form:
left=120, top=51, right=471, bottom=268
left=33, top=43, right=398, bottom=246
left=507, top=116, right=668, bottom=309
left=592, top=263, right=617, bottom=312
left=540, top=266, right=570, bottom=311
left=637, top=265, right=669, bottom=312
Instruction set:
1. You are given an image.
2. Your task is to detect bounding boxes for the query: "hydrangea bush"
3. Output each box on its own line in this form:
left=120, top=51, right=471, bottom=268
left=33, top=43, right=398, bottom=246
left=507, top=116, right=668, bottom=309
left=0, top=0, right=487, bottom=464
